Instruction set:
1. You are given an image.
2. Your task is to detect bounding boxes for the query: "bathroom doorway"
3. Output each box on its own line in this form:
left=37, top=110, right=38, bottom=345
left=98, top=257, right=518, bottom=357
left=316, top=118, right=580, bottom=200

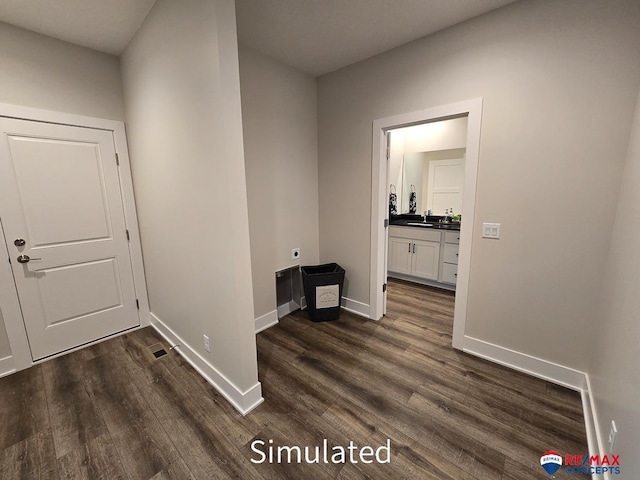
left=369, top=99, right=482, bottom=350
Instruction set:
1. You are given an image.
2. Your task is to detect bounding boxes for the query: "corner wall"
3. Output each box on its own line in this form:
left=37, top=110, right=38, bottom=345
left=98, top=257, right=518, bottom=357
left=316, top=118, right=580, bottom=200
left=317, top=0, right=640, bottom=371
left=589, top=89, right=640, bottom=475
left=120, top=0, right=261, bottom=412
left=238, top=46, right=320, bottom=326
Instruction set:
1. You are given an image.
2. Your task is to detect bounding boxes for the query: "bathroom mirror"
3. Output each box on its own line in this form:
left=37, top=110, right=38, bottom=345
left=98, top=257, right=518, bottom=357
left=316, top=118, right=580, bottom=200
left=400, top=148, right=466, bottom=215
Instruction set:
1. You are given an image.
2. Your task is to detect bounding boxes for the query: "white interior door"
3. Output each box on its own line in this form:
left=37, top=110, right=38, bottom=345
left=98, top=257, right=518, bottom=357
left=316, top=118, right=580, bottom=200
left=0, top=118, right=139, bottom=361
left=427, top=158, right=465, bottom=214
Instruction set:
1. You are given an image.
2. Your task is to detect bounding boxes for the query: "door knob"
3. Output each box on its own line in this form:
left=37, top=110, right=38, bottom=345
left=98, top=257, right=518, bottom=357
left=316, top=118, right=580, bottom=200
left=16, top=254, right=41, bottom=264
left=14, top=238, right=26, bottom=247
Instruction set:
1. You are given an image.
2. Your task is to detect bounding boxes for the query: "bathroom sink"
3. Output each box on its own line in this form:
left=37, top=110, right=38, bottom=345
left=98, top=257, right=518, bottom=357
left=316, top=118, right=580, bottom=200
left=407, top=222, right=434, bottom=227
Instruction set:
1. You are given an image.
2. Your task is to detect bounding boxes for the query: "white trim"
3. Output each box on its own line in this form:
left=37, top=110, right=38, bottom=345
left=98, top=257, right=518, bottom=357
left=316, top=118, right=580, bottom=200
left=0, top=218, right=32, bottom=369
left=0, top=355, right=15, bottom=378
left=0, top=103, right=150, bottom=372
left=150, top=312, right=264, bottom=416
left=300, top=295, right=369, bottom=319
left=112, top=122, right=151, bottom=329
left=461, top=334, right=606, bottom=479
left=583, top=375, right=608, bottom=480
left=462, top=335, right=586, bottom=390
left=276, top=300, right=300, bottom=319
left=387, top=272, right=456, bottom=292
left=0, top=103, right=122, bottom=131
left=255, top=310, right=279, bottom=333
left=370, top=99, right=483, bottom=354
left=341, top=296, right=370, bottom=319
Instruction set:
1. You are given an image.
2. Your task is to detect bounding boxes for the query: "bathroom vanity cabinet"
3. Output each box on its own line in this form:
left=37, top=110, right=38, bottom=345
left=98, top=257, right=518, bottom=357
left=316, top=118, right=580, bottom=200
left=388, top=226, right=460, bottom=290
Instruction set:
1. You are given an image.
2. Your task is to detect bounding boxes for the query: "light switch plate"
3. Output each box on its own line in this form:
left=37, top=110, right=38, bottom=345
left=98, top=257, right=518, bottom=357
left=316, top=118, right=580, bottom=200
left=482, top=223, right=501, bottom=239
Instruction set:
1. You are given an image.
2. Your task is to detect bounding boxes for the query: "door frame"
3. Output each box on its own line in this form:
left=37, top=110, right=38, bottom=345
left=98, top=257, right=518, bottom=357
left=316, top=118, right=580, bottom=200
left=370, top=98, right=482, bottom=349
left=0, top=103, right=150, bottom=373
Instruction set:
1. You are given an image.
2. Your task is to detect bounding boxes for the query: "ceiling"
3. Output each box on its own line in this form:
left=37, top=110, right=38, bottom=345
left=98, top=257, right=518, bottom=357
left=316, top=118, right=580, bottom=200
left=0, top=0, right=156, bottom=55
left=0, top=0, right=517, bottom=76
left=235, top=0, right=517, bottom=76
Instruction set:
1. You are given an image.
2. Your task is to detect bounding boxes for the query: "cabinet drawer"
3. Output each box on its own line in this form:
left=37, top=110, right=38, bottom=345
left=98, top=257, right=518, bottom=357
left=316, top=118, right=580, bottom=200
left=443, top=243, right=459, bottom=264
left=442, top=262, right=458, bottom=284
left=389, top=226, right=442, bottom=243
left=444, top=231, right=461, bottom=244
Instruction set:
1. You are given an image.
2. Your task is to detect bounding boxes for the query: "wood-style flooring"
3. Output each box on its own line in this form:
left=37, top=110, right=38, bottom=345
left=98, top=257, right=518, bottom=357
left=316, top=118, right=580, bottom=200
left=0, top=279, right=588, bottom=479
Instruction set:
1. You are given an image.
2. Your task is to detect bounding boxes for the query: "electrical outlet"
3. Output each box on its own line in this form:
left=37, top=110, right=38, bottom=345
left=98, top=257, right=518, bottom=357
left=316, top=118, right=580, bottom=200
left=203, top=334, right=210, bottom=353
left=292, top=248, right=300, bottom=260
left=608, top=420, right=617, bottom=451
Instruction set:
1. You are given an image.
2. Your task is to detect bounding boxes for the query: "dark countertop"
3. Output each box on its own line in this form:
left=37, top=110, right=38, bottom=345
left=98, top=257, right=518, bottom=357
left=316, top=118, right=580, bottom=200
left=389, top=215, right=461, bottom=231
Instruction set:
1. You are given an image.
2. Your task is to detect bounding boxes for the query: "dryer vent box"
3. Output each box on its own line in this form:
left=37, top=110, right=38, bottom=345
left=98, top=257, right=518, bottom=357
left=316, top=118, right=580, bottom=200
left=275, top=266, right=302, bottom=319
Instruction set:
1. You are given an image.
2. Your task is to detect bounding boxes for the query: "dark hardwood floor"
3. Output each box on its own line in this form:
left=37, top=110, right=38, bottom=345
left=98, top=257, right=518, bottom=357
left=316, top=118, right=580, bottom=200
left=0, top=279, right=588, bottom=479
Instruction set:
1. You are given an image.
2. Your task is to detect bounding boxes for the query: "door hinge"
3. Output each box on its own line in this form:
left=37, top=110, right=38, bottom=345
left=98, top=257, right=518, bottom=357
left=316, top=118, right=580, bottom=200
left=115, top=153, right=120, bottom=166
left=382, top=283, right=387, bottom=292
left=136, top=299, right=140, bottom=309
left=384, top=218, right=389, bottom=228
left=7, top=256, right=10, bottom=265
left=126, top=229, right=130, bottom=241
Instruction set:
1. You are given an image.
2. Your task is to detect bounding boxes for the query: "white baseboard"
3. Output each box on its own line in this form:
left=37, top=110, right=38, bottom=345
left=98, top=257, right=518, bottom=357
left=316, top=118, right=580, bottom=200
left=462, top=335, right=587, bottom=390
left=583, top=375, right=607, bottom=480
left=0, top=355, right=15, bottom=378
left=341, top=296, right=370, bottom=319
left=255, top=309, right=279, bottom=333
left=461, top=335, right=608, bottom=479
left=387, top=272, right=456, bottom=292
left=276, top=300, right=300, bottom=319
left=150, top=313, right=264, bottom=416
left=301, top=295, right=369, bottom=319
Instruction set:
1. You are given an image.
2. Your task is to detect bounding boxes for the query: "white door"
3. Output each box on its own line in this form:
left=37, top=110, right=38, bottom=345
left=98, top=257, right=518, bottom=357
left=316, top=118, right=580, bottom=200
left=411, top=240, right=440, bottom=280
left=388, top=237, right=412, bottom=275
left=427, top=158, right=465, bottom=215
left=0, top=118, right=139, bottom=361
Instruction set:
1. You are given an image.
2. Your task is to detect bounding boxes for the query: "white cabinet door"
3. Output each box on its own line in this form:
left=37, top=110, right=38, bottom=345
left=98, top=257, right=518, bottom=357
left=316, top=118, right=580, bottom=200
left=442, top=262, right=458, bottom=284
left=388, top=237, right=412, bottom=275
left=0, top=118, right=139, bottom=360
left=443, top=242, right=459, bottom=265
left=411, top=240, right=440, bottom=280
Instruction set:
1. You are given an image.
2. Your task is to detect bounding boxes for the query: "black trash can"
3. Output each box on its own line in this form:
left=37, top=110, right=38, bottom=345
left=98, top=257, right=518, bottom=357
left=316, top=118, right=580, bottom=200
left=301, top=263, right=345, bottom=322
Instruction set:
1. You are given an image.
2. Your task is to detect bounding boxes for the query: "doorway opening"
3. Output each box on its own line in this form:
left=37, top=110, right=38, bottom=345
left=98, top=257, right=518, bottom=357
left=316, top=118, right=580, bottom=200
left=370, top=99, right=482, bottom=350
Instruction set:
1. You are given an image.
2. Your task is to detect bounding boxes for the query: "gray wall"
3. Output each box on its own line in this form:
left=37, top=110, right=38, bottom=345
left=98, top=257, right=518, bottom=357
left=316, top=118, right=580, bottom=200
left=239, top=46, right=320, bottom=320
left=0, top=22, right=125, bottom=120
left=0, top=21, right=126, bottom=362
left=590, top=89, right=640, bottom=475
left=317, top=0, right=640, bottom=370
left=121, top=0, right=260, bottom=392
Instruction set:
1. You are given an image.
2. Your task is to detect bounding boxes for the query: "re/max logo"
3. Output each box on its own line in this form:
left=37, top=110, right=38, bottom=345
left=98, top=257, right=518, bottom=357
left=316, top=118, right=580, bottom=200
left=565, top=454, right=620, bottom=466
